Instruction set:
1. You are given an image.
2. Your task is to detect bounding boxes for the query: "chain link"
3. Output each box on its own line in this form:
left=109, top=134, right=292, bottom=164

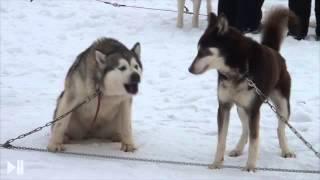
left=2, top=90, right=101, bottom=148
left=246, top=78, right=320, bottom=159
left=96, top=0, right=206, bottom=16
left=1, top=144, right=319, bottom=174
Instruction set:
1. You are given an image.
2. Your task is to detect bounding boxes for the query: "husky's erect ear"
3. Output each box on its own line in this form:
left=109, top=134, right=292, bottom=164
left=131, top=42, right=141, bottom=59
left=216, top=14, right=229, bottom=35
left=208, top=12, right=218, bottom=27
left=95, top=50, right=107, bottom=68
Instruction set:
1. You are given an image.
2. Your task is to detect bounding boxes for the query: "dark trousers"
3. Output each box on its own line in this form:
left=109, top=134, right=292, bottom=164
left=218, top=0, right=264, bottom=31
left=289, top=0, right=320, bottom=37
left=316, top=0, right=320, bottom=36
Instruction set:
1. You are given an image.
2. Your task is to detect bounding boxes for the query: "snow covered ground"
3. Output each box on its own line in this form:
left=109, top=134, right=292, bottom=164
left=0, top=0, right=319, bottom=179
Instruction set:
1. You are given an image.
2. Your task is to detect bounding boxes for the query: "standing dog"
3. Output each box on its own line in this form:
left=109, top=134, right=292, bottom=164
left=177, top=0, right=212, bottom=28
left=48, top=38, right=142, bottom=152
left=188, top=8, right=297, bottom=171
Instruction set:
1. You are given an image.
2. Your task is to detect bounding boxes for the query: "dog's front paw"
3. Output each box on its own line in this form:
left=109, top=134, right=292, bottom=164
left=242, top=164, right=256, bottom=172
left=208, top=161, right=223, bottom=169
left=47, top=142, right=65, bottom=152
left=120, top=143, right=136, bottom=152
left=281, top=151, right=296, bottom=158
left=229, top=149, right=243, bottom=157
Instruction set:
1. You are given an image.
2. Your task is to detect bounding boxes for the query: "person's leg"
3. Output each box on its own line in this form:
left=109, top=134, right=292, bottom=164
left=235, top=0, right=248, bottom=32
left=289, top=0, right=311, bottom=39
left=315, top=0, right=320, bottom=38
left=218, top=0, right=236, bottom=27
left=249, top=0, right=264, bottom=32
left=235, top=0, right=264, bottom=33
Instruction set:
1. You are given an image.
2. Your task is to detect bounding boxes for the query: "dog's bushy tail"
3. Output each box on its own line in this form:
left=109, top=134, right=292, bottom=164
left=261, top=7, right=298, bottom=51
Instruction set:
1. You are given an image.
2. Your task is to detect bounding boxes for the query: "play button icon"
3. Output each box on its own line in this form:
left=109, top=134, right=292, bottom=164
left=6, top=160, right=24, bottom=175
left=7, top=161, right=16, bottom=174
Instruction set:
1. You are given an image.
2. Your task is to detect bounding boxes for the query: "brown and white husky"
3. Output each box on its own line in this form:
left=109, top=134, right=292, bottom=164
left=188, top=8, right=298, bottom=171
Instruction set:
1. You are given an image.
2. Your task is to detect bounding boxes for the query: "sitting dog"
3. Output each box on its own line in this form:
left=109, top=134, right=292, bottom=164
left=177, top=0, right=212, bottom=28
left=48, top=38, right=142, bottom=152
left=188, top=8, right=297, bottom=171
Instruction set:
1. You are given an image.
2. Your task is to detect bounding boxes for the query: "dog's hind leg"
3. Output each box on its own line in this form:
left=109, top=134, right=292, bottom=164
left=229, top=107, right=249, bottom=157
left=209, top=103, right=232, bottom=169
left=177, top=0, right=186, bottom=28
left=192, top=0, right=201, bottom=27
left=270, top=90, right=296, bottom=158
left=47, top=91, right=77, bottom=152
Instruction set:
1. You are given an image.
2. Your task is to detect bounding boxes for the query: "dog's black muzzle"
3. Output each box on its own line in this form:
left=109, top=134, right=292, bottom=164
left=130, top=73, right=140, bottom=83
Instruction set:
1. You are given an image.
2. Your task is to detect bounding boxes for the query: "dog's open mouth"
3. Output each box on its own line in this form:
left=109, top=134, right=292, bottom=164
left=124, top=84, right=139, bottom=95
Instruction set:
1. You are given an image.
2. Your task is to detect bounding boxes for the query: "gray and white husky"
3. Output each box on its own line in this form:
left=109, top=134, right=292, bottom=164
left=177, top=0, right=212, bottom=28
left=47, top=38, right=142, bottom=152
left=188, top=8, right=297, bottom=171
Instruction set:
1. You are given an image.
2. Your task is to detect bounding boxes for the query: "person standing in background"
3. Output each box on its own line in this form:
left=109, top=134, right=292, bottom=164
left=288, top=0, right=320, bottom=40
left=218, top=0, right=264, bottom=33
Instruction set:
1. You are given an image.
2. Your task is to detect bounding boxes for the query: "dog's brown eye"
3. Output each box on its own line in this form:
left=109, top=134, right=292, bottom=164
left=134, top=65, right=139, bottom=69
left=118, top=66, right=127, bottom=71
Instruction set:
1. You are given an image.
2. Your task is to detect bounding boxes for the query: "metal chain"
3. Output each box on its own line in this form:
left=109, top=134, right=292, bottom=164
left=1, top=144, right=319, bottom=174
left=184, top=5, right=192, bottom=15
left=2, top=90, right=101, bottom=148
left=246, top=78, right=320, bottom=159
left=96, top=0, right=205, bottom=16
